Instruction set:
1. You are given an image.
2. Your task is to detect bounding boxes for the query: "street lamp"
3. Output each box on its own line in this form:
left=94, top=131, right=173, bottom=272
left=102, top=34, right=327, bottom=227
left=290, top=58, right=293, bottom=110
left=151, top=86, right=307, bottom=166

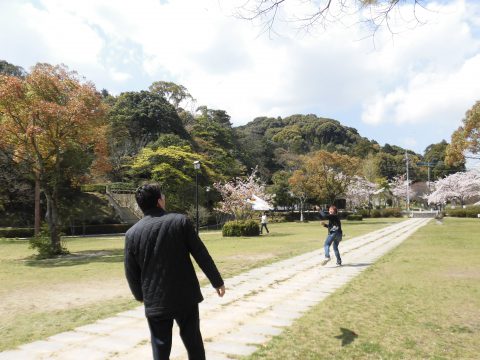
left=193, top=160, right=201, bottom=234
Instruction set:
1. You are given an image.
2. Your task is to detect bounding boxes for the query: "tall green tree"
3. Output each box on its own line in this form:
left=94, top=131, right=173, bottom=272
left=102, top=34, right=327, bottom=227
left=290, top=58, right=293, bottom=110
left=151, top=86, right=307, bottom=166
left=424, top=140, right=465, bottom=180
left=190, top=106, right=244, bottom=178
left=128, top=145, right=220, bottom=212
left=107, top=91, right=190, bottom=179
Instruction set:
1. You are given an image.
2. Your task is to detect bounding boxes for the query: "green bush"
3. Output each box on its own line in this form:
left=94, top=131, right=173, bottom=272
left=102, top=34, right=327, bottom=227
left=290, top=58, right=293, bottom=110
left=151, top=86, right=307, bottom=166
left=382, top=207, right=403, bottom=217
left=445, top=206, right=480, bottom=218
left=65, top=223, right=132, bottom=235
left=371, top=209, right=382, bottom=218
left=80, top=184, right=107, bottom=193
left=346, top=214, right=363, bottom=221
left=28, top=228, right=68, bottom=258
left=222, top=220, right=259, bottom=237
left=0, top=227, right=34, bottom=238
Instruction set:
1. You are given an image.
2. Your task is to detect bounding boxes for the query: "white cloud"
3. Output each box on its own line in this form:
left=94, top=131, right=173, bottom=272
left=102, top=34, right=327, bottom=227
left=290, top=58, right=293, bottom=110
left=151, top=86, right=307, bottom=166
left=1, top=0, right=480, bottom=153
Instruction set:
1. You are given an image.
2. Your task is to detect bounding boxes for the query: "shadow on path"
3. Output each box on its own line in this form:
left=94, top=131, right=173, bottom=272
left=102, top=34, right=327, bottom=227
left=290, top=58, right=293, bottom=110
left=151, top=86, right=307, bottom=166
left=334, top=328, right=358, bottom=346
left=341, top=262, right=372, bottom=267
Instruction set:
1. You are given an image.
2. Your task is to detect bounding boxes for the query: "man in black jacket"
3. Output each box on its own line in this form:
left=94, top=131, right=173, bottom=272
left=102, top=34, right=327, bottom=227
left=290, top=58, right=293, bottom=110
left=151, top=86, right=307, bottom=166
left=124, top=183, right=225, bottom=360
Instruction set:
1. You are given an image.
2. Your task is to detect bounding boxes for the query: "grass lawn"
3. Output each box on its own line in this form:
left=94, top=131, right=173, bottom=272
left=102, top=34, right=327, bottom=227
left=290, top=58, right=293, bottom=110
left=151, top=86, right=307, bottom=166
left=0, top=218, right=401, bottom=351
left=244, top=218, right=480, bottom=360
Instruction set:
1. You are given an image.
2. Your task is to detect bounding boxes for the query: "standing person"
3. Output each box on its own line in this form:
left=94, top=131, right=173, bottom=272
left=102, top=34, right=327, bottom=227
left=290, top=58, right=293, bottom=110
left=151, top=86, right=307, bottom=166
left=320, top=205, right=343, bottom=266
left=260, top=211, right=270, bottom=234
left=124, top=183, right=225, bottom=360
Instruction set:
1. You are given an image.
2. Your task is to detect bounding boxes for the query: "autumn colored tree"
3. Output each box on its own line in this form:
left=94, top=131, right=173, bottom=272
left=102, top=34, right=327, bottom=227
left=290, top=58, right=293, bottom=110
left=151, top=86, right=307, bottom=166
left=288, top=169, right=309, bottom=221
left=301, top=150, right=360, bottom=204
left=0, top=63, right=109, bottom=254
left=446, top=101, right=480, bottom=165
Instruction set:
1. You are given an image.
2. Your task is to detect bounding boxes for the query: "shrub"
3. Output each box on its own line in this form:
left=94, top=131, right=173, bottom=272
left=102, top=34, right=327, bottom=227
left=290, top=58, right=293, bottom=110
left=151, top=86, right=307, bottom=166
left=0, top=227, right=34, bottom=238
left=382, top=207, right=403, bottom=217
left=222, top=220, right=259, bottom=237
left=346, top=214, right=363, bottom=221
left=371, top=209, right=382, bottom=218
left=28, top=228, right=68, bottom=259
left=446, top=206, right=480, bottom=218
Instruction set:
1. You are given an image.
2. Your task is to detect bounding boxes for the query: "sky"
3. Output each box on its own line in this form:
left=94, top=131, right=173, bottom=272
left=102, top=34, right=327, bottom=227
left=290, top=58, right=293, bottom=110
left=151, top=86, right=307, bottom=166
left=1, top=0, right=480, bottom=168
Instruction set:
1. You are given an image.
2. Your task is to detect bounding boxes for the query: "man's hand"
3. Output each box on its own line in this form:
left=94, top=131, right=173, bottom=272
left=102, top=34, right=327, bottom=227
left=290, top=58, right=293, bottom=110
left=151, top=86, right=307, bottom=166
left=216, top=285, right=225, bottom=297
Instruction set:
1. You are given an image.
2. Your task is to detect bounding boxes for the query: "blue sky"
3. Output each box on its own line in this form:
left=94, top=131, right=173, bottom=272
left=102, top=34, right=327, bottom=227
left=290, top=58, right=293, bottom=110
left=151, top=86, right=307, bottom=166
left=1, top=0, right=480, bottom=168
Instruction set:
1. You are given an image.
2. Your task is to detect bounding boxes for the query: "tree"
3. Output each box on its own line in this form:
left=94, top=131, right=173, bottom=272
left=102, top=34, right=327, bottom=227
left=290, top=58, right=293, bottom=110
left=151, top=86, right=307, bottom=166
left=301, top=150, right=360, bottom=204
left=0, top=63, right=109, bottom=254
left=427, top=171, right=480, bottom=207
left=389, top=174, right=415, bottom=208
left=269, top=170, right=294, bottom=209
left=446, top=101, right=480, bottom=165
left=288, top=169, right=309, bottom=221
left=423, top=140, right=465, bottom=180
left=0, top=60, right=26, bottom=78
left=190, top=106, right=244, bottom=178
left=149, top=81, right=195, bottom=110
left=213, top=167, right=272, bottom=220
left=128, top=145, right=219, bottom=212
left=107, top=90, right=190, bottom=179
left=346, top=175, right=377, bottom=209
left=233, top=0, right=427, bottom=35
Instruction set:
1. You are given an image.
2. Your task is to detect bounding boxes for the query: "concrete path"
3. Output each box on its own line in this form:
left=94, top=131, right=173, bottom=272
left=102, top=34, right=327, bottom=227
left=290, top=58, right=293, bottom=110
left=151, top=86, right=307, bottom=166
left=0, top=218, right=431, bottom=360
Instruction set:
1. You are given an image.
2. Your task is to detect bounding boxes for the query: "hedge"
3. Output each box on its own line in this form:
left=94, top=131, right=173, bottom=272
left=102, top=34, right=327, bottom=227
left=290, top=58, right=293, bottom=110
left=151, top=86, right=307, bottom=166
left=346, top=214, right=363, bottom=221
left=222, top=220, right=259, bottom=237
left=0, top=223, right=133, bottom=238
left=0, top=227, right=35, bottom=238
left=445, top=206, right=480, bottom=218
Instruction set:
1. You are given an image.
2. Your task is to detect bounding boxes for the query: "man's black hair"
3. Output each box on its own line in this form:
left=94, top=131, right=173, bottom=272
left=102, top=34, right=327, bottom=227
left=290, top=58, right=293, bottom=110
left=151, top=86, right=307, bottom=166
left=135, top=183, right=163, bottom=213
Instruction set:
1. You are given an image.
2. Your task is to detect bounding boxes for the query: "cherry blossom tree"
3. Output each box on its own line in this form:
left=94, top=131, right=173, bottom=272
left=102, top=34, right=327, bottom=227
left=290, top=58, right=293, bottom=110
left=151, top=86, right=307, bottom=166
left=346, top=176, right=377, bottom=209
left=213, top=167, right=272, bottom=219
left=389, top=175, right=415, bottom=208
left=427, top=171, right=480, bottom=207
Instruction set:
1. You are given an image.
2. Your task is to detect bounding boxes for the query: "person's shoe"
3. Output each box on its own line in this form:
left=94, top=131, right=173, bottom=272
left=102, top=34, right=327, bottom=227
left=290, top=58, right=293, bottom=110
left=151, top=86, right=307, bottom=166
left=321, top=257, right=331, bottom=266
left=336, top=262, right=342, bottom=266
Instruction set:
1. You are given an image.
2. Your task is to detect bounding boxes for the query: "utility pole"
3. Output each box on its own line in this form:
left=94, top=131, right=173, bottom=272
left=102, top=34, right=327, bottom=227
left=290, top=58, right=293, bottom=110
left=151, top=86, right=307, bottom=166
left=417, top=161, right=436, bottom=191
left=405, top=151, right=410, bottom=213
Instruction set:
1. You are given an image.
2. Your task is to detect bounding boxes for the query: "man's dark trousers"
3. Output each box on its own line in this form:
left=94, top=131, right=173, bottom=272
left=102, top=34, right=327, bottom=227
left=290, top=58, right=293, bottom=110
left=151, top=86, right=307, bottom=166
left=147, top=304, right=205, bottom=360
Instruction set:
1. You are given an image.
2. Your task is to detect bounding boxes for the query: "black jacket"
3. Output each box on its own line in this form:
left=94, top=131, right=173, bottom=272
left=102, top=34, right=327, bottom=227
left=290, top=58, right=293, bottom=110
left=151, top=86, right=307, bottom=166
left=124, top=208, right=224, bottom=317
left=320, top=210, right=342, bottom=234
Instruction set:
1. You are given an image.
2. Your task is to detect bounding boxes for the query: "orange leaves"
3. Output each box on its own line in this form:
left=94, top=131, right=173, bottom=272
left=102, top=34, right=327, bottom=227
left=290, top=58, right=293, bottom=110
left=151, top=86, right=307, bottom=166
left=0, top=62, right=110, bottom=178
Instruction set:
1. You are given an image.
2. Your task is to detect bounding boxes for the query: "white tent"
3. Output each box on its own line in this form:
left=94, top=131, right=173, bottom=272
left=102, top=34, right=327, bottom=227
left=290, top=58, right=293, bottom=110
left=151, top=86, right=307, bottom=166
left=248, top=194, right=273, bottom=211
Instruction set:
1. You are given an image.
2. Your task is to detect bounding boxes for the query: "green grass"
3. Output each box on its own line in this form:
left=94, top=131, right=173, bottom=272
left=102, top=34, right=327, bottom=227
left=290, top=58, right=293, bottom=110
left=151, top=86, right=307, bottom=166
left=244, top=218, right=480, bottom=360
left=0, top=218, right=401, bottom=351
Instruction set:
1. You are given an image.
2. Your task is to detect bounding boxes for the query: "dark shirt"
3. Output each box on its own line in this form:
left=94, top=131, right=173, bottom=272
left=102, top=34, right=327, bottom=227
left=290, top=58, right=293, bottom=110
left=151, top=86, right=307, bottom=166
left=124, top=208, right=224, bottom=318
left=320, top=210, right=342, bottom=234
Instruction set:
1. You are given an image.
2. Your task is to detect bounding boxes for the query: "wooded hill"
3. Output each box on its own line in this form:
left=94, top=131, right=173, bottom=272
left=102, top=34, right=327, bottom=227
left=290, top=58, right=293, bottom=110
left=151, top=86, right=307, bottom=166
left=0, top=60, right=465, bottom=227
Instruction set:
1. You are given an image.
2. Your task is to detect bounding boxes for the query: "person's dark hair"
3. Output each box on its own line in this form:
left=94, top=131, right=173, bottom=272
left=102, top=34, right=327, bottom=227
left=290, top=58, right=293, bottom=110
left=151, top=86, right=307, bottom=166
left=135, top=183, right=163, bottom=213
left=329, top=205, right=338, bottom=214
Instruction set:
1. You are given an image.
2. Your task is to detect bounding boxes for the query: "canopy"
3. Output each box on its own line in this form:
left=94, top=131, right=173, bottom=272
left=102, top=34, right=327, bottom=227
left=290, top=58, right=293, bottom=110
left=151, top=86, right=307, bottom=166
left=249, top=194, right=274, bottom=211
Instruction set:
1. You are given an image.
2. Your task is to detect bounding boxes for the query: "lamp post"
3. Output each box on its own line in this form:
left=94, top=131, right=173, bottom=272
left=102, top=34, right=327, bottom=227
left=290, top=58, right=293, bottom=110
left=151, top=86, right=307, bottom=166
left=193, top=160, right=201, bottom=234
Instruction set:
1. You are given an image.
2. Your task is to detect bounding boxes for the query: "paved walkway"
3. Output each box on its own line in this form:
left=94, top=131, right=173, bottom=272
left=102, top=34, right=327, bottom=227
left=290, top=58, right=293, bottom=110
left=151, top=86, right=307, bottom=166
left=0, top=218, right=431, bottom=360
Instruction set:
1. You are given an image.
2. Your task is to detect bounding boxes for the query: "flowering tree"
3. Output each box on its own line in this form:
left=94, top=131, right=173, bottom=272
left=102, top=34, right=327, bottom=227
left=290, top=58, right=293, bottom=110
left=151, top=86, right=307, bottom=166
left=389, top=175, right=415, bottom=208
left=213, top=167, right=272, bottom=220
left=346, top=176, right=377, bottom=209
left=427, top=171, right=480, bottom=206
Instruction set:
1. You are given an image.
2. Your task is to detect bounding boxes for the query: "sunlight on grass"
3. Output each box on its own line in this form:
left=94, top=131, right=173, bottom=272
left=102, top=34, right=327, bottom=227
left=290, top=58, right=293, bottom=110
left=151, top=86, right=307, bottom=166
left=244, top=218, right=480, bottom=360
left=0, top=218, right=402, bottom=351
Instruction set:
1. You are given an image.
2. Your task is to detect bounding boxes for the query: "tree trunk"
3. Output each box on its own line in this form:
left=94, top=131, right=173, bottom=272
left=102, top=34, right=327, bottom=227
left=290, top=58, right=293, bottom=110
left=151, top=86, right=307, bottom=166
left=34, top=171, right=41, bottom=236
left=44, top=189, right=62, bottom=254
